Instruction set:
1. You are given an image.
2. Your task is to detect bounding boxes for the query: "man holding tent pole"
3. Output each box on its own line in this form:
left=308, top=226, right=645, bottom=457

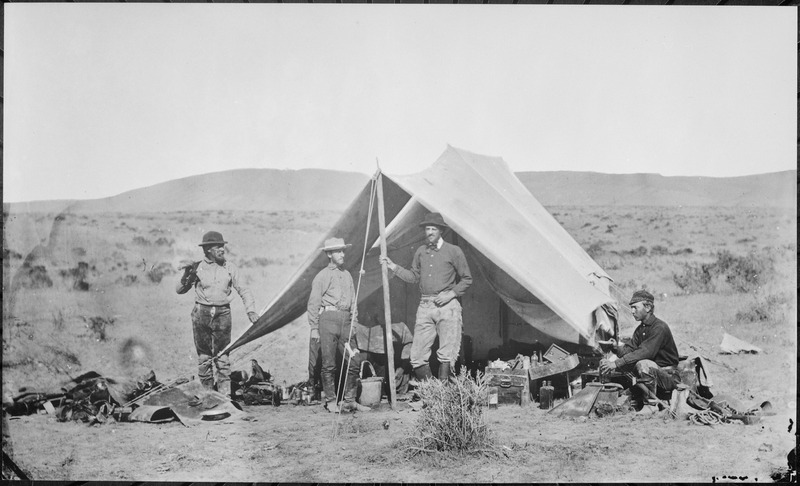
left=380, top=212, right=473, bottom=383
left=307, top=237, right=371, bottom=413
left=175, top=231, right=259, bottom=398
left=599, top=289, right=681, bottom=408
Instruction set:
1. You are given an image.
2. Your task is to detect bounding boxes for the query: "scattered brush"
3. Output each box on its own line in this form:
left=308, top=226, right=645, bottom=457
left=404, top=370, right=499, bottom=459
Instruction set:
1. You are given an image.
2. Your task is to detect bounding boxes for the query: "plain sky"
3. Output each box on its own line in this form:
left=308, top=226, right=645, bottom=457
left=3, top=5, right=796, bottom=202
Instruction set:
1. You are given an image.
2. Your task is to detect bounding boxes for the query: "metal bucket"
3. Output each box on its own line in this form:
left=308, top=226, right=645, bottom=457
left=594, top=382, right=623, bottom=408
left=357, top=361, right=383, bottom=407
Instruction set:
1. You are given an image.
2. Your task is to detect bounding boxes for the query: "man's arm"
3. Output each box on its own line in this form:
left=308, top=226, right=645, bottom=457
left=450, top=247, right=473, bottom=296
left=388, top=249, right=421, bottom=285
left=175, top=261, right=199, bottom=294
left=229, top=263, right=258, bottom=320
left=614, top=325, right=669, bottom=369
left=307, top=272, right=325, bottom=331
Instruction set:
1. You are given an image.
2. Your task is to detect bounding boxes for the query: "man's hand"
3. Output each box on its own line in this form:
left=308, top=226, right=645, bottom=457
left=247, top=312, right=259, bottom=324
left=434, top=290, right=457, bottom=306
left=310, top=328, right=320, bottom=342
left=379, top=256, right=397, bottom=272
left=344, top=342, right=359, bottom=358
left=599, top=359, right=616, bottom=375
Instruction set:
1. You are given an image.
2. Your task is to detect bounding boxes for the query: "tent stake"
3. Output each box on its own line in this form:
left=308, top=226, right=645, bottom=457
left=375, top=169, right=397, bottom=410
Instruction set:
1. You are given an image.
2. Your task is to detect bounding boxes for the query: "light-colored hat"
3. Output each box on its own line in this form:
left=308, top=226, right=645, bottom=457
left=320, top=237, right=352, bottom=252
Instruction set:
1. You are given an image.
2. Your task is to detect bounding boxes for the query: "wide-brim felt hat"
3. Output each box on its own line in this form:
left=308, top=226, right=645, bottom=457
left=418, top=212, right=448, bottom=229
left=320, top=237, right=352, bottom=252
left=199, top=231, right=227, bottom=247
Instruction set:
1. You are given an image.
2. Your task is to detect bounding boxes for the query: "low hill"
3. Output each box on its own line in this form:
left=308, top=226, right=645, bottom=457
left=4, top=168, right=795, bottom=214
left=515, top=170, right=796, bottom=208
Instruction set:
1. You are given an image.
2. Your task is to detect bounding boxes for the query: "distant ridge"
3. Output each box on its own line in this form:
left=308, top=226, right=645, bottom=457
left=4, top=168, right=795, bottom=214
left=515, top=170, right=796, bottom=208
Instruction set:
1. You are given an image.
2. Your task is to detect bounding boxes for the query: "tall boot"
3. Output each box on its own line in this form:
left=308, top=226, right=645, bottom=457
left=414, top=364, right=433, bottom=382
left=438, top=361, right=452, bottom=382
left=340, top=371, right=371, bottom=413
left=321, top=373, right=337, bottom=412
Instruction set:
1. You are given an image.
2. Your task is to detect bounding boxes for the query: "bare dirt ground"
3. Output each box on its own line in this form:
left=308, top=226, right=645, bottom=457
left=6, top=391, right=795, bottom=482
left=3, top=206, right=796, bottom=482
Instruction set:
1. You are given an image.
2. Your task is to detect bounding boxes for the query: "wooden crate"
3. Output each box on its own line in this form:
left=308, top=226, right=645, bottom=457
left=485, top=368, right=531, bottom=406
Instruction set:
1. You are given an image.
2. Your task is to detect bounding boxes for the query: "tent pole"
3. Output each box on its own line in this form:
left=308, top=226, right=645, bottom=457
left=375, top=170, right=397, bottom=410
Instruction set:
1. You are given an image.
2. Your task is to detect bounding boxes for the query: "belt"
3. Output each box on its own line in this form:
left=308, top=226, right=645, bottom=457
left=420, top=295, right=438, bottom=301
left=196, top=303, right=230, bottom=308
left=320, top=306, right=350, bottom=313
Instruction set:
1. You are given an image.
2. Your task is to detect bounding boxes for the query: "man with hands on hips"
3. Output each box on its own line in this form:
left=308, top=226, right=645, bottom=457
left=380, top=212, right=472, bottom=383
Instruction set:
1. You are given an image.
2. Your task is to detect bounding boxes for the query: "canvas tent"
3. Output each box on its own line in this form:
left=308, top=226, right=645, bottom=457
left=223, top=146, right=618, bottom=359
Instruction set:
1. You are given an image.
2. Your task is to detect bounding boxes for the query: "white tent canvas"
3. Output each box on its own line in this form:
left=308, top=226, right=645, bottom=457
left=225, top=146, right=618, bottom=359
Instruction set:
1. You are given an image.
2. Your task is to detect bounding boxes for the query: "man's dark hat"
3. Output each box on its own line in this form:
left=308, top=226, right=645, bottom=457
left=629, top=290, right=655, bottom=305
left=418, top=212, right=448, bottom=229
left=199, top=231, right=227, bottom=247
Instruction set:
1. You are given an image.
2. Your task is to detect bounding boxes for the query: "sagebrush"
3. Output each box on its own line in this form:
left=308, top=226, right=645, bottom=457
left=405, top=370, right=495, bottom=457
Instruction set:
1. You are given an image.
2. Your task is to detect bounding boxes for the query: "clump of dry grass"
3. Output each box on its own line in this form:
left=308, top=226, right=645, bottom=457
left=405, top=370, right=497, bottom=458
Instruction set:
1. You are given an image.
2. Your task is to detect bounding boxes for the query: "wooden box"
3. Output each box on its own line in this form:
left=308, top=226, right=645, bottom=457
left=485, top=368, right=531, bottom=406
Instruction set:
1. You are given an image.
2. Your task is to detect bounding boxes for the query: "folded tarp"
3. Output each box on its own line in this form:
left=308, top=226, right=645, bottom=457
left=142, top=380, right=244, bottom=426
left=719, top=333, right=762, bottom=354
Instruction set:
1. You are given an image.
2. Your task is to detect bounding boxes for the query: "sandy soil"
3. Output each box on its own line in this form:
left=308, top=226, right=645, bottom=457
left=5, top=388, right=795, bottom=482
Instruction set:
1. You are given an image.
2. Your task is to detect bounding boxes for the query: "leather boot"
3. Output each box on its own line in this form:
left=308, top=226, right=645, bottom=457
left=414, top=364, right=433, bottom=382
left=321, top=373, right=337, bottom=405
left=341, top=373, right=371, bottom=413
left=438, top=361, right=452, bottom=382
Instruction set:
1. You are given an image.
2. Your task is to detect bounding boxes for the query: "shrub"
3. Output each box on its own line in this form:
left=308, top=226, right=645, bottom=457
left=735, top=292, right=792, bottom=323
left=622, top=246, right=648, bottom=257
left=116, top=274, right=138, bottom=286
left=17, top=264, right=53, bottom=289
left=132, top=236, right=151, bottom=246
left=60, top=262, right=91, bottom=291
left=672, top=250, right=775, bottom=295
left=650, top=245, right=670, bottom=256
left=154, top=237, right=175, bottom=247
left=672, top=262, right=716, bottom=294
left=714, top=250, right=773, bottom=293
left=585, top=242, right=604, bottom=259
left=82, top=316, right=115, bottom=341
left=3, top=249, right=23, bottom=260
left=146, top=262, right=175, bottom=283
left=405, top=370, right=495, bottom=457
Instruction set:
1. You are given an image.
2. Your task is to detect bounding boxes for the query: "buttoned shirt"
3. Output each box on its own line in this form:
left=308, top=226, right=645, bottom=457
left=307, top=263, right=356, bottom=330
left=615, top=313, right=679, bottom=369
left=176, top=258, right=256, bottom=313
left=393, top=238, right=472, bottom=297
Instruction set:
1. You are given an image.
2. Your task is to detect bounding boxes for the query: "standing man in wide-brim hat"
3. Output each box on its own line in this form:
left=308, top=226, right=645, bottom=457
left=176, top=231, right=259, bottom=398
left=307, top=237, right=370, bottom=413
left=380, top=212, right=473, bottom=383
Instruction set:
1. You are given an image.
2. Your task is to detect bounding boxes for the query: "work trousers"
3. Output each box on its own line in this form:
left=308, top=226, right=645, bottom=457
left=319, top=310, right=361, bottom=403
left=409, top=298, right=462, bottom=369
left=622, top=359, right=681, bottom=396
left=308, top=334, right=323, bottom=391
left=192, top=303, right=232, bottom=395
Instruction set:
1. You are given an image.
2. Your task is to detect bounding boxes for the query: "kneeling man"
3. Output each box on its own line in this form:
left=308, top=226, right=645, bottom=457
left=600, top=290, right=681, bottom=403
